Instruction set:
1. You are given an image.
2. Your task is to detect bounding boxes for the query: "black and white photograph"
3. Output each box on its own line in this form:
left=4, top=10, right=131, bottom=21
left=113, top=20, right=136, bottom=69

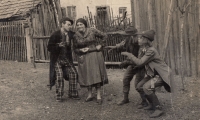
left=0, top=0, right=200, bottom=119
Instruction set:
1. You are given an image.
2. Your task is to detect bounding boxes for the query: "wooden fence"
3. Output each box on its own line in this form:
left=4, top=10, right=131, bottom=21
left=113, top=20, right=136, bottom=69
left=131, top=0, right=200, bottom=77
left=0, top=21, right=27, bottom=62
left=32, top=34, right=126, bottom=65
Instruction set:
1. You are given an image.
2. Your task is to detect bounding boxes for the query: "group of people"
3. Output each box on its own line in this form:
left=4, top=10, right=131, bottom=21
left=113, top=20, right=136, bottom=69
left=47, top=17, right=174, bottom=118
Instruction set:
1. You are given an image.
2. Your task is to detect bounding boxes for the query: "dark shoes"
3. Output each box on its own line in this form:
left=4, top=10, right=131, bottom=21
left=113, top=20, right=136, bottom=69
left=68, top=95, right=81, bottom=100
left=143, top=103, right=154, bottom=110
left=97, top=99, right=102, bottom=105
left=150, top=107, right=164, bottom=118
left=117, top=99, right=129, bottom=105
left=56, top=97, right=63, bottom=102
left=137, top=101, right=148, bottom=109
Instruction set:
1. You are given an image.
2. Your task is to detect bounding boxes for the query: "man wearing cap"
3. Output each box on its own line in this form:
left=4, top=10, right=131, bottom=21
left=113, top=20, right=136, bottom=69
left=105, top=26, right=147, bottom=107
left=121, top=30, right=174, bottom=118
left=47, top=17, right=80, bottom=102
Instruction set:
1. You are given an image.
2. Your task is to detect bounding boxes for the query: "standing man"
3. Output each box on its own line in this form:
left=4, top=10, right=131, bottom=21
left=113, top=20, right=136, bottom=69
left=47, top=17, right=80, bottom=102
left=105, top=26, right=147, bottom=107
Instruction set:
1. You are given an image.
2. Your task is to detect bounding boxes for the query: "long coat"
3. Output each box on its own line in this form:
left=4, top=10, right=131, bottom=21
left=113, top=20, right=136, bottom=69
left=122, top=46, right=174, bottom=93
left=47, top=30, right=75, bottom=89
left=73, top=28, right=108, bottom=87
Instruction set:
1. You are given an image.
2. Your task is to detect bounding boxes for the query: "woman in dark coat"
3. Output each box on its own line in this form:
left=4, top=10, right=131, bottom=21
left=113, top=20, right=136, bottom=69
left=121, top=30, right=174, bottom=118
left=73, top=18, right=108, bottom=104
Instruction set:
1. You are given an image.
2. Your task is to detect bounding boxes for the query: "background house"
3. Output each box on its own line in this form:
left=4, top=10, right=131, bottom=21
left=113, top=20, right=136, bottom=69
left=60, top=0, right=132, bottom=20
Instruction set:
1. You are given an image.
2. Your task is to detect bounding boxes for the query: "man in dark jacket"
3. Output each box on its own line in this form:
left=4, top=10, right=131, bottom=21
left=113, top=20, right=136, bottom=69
left=47, top=17, right=80, bottom=102
left=105, top=26, right=146, bottom=107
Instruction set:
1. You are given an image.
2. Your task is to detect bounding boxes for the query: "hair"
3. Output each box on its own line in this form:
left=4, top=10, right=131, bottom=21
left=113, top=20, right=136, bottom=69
left=76, top=18, right=88, bottom=27
left=143, top=37, right=153, bottom=47
left=60, top=17, right=73, bottom=26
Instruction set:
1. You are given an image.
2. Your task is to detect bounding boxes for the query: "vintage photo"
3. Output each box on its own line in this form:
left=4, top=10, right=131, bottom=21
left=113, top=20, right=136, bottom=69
left=0, top=0, right=199, bottom=119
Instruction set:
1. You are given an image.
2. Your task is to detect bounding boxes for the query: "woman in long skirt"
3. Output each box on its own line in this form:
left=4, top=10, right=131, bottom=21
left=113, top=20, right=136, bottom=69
left=73, top=18, right=108, bottom=104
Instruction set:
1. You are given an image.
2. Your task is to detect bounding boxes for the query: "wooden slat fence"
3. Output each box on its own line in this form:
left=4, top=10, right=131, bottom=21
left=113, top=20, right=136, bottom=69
left=0, top=21, right=27, bottom=62
left=32, top=34, right=126, bottom=65
left=131, top=0, right=200, bottom=77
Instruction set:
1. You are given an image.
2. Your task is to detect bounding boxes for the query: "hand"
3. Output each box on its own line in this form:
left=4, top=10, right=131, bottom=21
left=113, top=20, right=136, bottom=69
left=119, top=61, right=128, bottom=68
left=119, top=60, right=131, bottom=68
left=80, top=47, right=89, bottom=53
left=121, top=52, right=130, bottom=56
left=58, top=42, right=65, bottom=47
left=96, top=45, right=102, bottom=51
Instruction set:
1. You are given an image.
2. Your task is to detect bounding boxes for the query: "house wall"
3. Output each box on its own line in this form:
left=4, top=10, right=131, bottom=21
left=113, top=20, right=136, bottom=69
left=60, top=0, right=131, bottom=19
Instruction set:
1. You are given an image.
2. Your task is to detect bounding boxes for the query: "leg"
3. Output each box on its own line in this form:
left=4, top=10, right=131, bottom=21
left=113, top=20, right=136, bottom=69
left=55, top=62, right=64, bottom=101
left=96, top=83, right=102, bottom=105
left=85, top=85, right=93, bottom=102
left=66, top=65, right=80, bottom=99
left=143, top=76, right=164, bottom=118
left=118, top=65, right=136, bottom=105
left=135, top=76, right=150, bottom=109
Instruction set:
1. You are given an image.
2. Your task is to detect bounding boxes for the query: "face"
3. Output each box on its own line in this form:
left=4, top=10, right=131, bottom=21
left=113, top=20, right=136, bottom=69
left=76, top=22, right=86, bottom=32
left=137, top=35, right=148, bottom=46
left=62, top=21, right=72, bottom=32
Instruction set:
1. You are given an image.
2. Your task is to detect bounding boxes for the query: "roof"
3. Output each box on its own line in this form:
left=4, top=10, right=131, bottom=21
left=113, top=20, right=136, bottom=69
left=0, top=0, right=41, bottom=19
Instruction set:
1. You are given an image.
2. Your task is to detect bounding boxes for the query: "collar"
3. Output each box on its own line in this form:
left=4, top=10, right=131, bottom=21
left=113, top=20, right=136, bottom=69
left=76, top=28, right=89, bottom=38
left=61, top=28, right=68, bottom=35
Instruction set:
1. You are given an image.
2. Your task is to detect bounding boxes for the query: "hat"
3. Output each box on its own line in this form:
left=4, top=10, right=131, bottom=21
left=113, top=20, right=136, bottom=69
left=136, top=30, right=155, bottom=41
left=76, top=18, right=88, bottom=27
left=60, top=17, right=73, bottom=25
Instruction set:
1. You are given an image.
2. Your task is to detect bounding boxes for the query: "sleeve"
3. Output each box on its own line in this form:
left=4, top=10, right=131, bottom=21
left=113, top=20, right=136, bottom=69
left=126, top=49, right=155, bottom=66
left=47, top=34, right=59, bottom=53
left=116, top=40, right=126, bottom=51
left=92, top=28, right=107, bottom=46
left=72, top=35, right=82, bottom=55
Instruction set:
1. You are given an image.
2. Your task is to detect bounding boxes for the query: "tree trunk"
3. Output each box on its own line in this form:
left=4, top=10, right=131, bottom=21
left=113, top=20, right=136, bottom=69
left=161, top=0, right=174, bottom=59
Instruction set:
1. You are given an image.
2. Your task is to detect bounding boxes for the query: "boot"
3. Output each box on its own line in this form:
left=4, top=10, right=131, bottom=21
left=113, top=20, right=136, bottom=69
left=117, top=92, right=129, bottom=105
left=143, top=95, right=153, bottom=110
left=137, top=93, right=148, bottom=109
left=148, top=93, right=164, bottom=118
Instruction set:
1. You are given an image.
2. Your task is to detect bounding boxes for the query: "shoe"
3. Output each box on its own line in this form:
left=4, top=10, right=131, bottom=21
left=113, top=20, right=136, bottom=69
left=117, top=99, right=129, bottom=105
left=149, top=109, right=164, bottom=118
left=85, top=97, right=93, bottom=102
left=97, top=99, right=102, bottom=105
left=68, top=95, right=81, bottom=100
left=143, top=103, right=154, bottom=110
left=137, top=101, right=148, bottom=109
left=56, top=97, right=63, bottom=102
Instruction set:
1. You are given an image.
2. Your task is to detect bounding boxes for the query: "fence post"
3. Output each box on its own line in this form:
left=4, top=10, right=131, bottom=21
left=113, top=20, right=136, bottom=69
left=25, top=26, right=33, bottom=63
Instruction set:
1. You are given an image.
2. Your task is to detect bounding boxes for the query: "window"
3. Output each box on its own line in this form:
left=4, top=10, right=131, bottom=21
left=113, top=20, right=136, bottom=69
left=67, top=6, right=76, bottom=19
left=119, top=7, right=127, bottom=17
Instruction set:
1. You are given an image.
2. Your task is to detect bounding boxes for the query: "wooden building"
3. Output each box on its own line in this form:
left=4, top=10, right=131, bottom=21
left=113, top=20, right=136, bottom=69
left=0, top=0, right=63, bottom=62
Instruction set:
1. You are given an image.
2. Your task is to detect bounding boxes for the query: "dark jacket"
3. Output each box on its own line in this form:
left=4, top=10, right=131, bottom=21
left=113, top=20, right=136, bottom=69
left=116, top=36, right=140, bottom=56
left=124, top=46, right=174, bottom=93
left=47, top=30, right=75, bottom=89
left=116, top=36, right=141, bottom=66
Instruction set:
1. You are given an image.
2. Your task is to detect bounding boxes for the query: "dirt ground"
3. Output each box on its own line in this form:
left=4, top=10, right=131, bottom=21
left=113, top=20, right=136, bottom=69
left=0, top=60, right=200, bottom=120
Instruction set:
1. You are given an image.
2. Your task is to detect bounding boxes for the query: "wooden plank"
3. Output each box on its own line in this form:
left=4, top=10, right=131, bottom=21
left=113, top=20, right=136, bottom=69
left=38, top=5, right=45, bottom=60
left=154, top=0, right=161, bottom=52
left=133, top=0, right=140, bottom=31
left=0, top=22, right=3, bottom=59
left=13, top=21, right=17, bottom=61
left=5, top=22, right=8, bottom=60
left=35, top=60, right=121, bottom=65
left=188, top=1, right=197, bottom=77
left=184, top=12, right=191, bottom=76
